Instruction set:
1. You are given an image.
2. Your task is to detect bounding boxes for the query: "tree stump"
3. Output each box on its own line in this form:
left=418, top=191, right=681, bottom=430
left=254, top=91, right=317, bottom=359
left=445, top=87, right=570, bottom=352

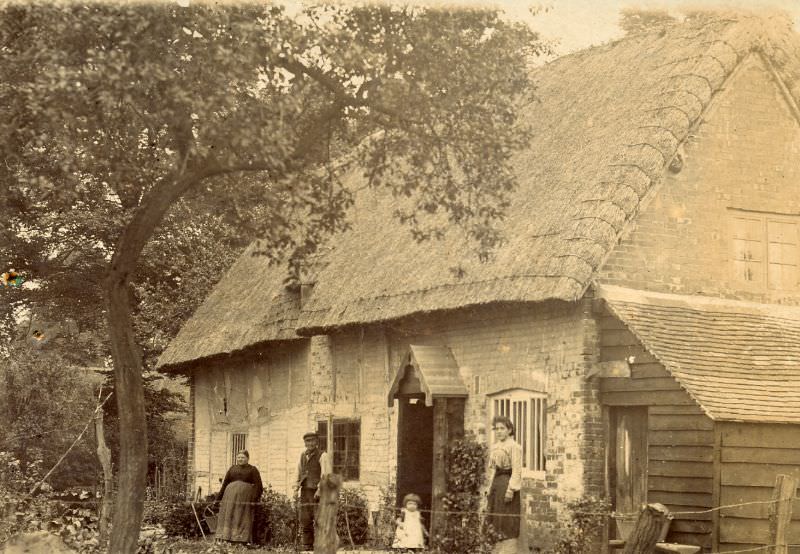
left=314, top=473, right=342, bottom=554
left=622, top=503, right=671, bottom=554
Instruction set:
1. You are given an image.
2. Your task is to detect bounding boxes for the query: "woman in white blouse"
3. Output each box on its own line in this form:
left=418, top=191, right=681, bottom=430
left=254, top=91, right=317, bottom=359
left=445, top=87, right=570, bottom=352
left=487, top=416, right=522, bottom=541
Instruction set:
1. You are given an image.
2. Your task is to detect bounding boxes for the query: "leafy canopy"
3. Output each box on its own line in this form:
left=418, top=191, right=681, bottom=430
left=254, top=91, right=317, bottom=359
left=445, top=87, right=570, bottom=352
left=2, top=2, right=540, bottom=271
left=2, top=1, right=542, bottom=364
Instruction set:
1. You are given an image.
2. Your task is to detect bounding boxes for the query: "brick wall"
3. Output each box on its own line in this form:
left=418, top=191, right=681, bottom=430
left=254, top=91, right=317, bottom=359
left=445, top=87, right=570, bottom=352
left=189, top=302, right=605, bottom=549
left=383, top=299, right=601, bottom=550
left=599, top=54, right=800, bottom=303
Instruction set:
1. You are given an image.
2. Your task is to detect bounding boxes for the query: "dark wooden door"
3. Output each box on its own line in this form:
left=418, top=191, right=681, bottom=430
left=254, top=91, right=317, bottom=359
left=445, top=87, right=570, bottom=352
left=610, top=406, right=648, bottom=516
left=397, top=394, right=434, bottom=524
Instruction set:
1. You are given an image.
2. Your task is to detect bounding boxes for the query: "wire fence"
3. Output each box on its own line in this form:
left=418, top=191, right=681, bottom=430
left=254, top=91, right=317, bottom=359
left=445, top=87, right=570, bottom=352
left=5, top=400, right=800, bottom=553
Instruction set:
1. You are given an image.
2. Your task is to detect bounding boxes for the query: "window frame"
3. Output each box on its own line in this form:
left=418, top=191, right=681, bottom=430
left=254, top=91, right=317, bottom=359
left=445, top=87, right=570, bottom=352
left=488, top=388, right=547, bottom=476
left=230, top=432, right=247, bottom=466
left=317, top=418, right=361, bottom=482
left=729, top=209, right=800, bottom=291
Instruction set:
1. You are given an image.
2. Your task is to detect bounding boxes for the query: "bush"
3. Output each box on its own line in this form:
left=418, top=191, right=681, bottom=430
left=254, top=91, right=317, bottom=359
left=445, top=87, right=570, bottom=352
left=432, top=433, right=500, bottom=554
left=337, top=486, right=370, bottom=546
left=1, top=454, right=102, bottom=552
left=255, top=485, right=297, bottom=548
left=162, top=493, right=216, bottom=539
left=142, top=489, right=179, bottom=526
left=368, top=482, right=396, bottom=549
left=553, top=495, right=611, bottom=554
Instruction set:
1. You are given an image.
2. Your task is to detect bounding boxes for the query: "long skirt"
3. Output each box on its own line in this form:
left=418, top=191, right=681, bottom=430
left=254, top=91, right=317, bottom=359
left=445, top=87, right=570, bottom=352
left=216, top=481, right=257, bottom=543
left=487, top=473, right=520, bottom=540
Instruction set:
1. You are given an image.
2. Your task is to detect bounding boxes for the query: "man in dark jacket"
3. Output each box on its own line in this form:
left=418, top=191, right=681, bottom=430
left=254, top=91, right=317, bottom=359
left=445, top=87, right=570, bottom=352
left=295, top=431, right=332, bottom=551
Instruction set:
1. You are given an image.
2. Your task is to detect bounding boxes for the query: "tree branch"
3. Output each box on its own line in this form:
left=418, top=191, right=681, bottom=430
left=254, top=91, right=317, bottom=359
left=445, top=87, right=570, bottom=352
left=274, top=54, right=423, bottom=126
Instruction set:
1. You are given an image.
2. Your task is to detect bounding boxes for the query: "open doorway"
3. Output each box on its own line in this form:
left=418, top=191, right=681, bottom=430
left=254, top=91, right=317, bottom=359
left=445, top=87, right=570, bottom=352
left=396, top=393, right=434, bottom=527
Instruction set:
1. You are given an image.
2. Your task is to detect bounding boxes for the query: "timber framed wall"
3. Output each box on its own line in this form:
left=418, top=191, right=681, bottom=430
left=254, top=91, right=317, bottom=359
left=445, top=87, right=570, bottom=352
left=716, top=422, right=800, bottom=552
left=599, top=310, right=714, bottom=550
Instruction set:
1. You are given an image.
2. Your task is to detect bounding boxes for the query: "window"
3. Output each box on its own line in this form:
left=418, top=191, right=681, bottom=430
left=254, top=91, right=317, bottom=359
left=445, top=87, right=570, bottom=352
left=230, top=433, right=247, bottom=465
left=489, top=389, right=546, bottom=472
left=317, top=419, right=360, bottom=481
left=731, top=211, right=800, bottom=290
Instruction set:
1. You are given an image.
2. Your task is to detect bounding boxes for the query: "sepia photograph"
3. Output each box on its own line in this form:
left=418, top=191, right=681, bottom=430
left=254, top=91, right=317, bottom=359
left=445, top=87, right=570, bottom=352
left=2, top=1, right=800, bottom=553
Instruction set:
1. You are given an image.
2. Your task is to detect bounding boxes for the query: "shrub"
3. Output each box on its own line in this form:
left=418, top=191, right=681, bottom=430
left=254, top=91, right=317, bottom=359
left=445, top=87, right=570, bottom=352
left=553, top=495, right=611, bottom=554
left=256, top=485, right=297, bottom=548
left=337, top=486, right=370, bottom=546
left=368, top=482, right=397, bottom=549
left=0, top=454, right=102, bottom=552
left=142, top=488, right=179, bottom=526
left=162, top=493, right=216, bottom=539
left=432, top=432, right=500, bottom=554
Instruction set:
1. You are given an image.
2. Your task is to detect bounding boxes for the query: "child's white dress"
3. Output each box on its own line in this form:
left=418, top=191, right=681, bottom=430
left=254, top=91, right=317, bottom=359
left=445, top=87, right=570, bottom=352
left=393, top=508, right=426, bottom=549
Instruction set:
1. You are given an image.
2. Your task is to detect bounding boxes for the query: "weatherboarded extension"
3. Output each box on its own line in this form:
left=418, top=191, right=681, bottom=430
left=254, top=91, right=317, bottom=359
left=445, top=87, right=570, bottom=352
left=718, top=423, right=800, bottom=551
left=599, top=310, right=713, bottom=549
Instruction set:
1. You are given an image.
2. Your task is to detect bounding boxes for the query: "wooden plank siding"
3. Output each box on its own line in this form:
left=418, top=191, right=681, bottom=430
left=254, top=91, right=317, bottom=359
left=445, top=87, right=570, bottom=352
left=717, top=422, right=800, bottom=551
left=599, top=314, right=714, bottom=550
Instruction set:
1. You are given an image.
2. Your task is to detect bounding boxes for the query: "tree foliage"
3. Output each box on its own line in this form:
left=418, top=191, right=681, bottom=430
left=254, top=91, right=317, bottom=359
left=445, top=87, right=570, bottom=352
left=0, top=344, right=99, bottom=489
left=1, top=3, right=543, bottom=551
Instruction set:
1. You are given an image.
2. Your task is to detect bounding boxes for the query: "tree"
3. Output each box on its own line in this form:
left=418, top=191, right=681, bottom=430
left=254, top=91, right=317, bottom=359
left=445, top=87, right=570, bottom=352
left=0, top=343, right=100, bottom=490
left=1, top=3, right=543, bottom=551
left=619, top=8, right=676, bottom=35
left=101, top=373, right=187, bottom=494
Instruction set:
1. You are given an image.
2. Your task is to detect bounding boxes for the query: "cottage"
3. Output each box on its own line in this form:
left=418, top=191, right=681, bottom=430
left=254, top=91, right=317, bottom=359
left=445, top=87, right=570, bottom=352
left=158, top=14, right=800, bottom=552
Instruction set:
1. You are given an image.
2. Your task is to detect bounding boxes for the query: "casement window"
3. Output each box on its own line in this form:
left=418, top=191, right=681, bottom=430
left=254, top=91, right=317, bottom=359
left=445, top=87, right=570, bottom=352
left=731, top=211, right=799, bottom=290
left=489, top=389, right=547, bottom=472
left=317, top=419, right=360, bottom=481
left=230, top=433, right=247, bottom=465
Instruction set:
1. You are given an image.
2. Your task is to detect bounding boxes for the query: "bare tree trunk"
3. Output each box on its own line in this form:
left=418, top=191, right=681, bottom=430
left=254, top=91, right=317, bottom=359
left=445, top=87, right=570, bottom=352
left=102, top=168, right=229, bottom=553
left=95, top=407, right=113, bottom=548
left=622, top=503, right=670, bottom=554
left=314, top=474, right=342, bottom=554
left=106, top=273, right=148, bottom=554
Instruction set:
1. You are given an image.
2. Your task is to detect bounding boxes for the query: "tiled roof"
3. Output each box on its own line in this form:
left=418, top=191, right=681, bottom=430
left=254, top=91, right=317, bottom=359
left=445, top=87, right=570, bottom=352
left=388, top=344, right=468, bottom=407
left=599, top=284, right=800, bottom=424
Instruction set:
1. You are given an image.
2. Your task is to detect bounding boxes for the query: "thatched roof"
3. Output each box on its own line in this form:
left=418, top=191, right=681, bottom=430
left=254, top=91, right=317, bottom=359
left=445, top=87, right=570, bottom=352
left=157, top=241, right=299, bottom=370
left=599, top=284, right=800, bottom=424
left=157, top=14, right=800, bottom=370
left=298, top=14, right=800, bottom=333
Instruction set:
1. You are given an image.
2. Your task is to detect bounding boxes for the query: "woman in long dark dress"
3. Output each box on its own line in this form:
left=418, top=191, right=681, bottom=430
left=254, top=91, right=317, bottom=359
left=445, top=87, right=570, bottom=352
left=487, top=416, right=522, bottom=548
left=215, top=450, right=263, bottom=544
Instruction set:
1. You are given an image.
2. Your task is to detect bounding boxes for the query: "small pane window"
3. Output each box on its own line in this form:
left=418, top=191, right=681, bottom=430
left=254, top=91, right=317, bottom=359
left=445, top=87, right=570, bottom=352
left=317, top=419, right=360, bottom=481
left=730, top=211, right=800, bottom=290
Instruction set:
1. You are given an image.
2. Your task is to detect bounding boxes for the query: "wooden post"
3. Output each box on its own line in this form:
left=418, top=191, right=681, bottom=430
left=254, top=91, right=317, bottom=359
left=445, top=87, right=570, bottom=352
left=314, top=473, right=342, bottom=554
left=622, top=503, right=670, bottom=554
left=95, top=406, right=113, bottom=548
left=769, top=474, right=797, bottom=554
left=431, top=398, right=448, bottom=538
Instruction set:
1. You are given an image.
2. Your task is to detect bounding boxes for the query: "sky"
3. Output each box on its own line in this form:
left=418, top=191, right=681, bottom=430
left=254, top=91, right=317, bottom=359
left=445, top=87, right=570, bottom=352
left=393, top=0, right=800, bottom=56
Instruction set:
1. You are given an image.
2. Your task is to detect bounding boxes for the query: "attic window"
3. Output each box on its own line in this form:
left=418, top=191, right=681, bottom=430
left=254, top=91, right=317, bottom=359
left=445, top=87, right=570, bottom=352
left=730, top=210, right=799, bottom=289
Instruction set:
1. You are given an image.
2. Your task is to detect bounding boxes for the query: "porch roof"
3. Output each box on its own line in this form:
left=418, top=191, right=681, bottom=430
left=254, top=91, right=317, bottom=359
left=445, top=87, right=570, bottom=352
left=388, top=345, right=468, bottom=407
left=597, top=284, right=800, bottom=424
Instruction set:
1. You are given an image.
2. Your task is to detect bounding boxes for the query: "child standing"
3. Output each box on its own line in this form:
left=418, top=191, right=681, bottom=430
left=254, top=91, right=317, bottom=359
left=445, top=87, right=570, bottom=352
left=393, top=493, right=427, bottom=551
